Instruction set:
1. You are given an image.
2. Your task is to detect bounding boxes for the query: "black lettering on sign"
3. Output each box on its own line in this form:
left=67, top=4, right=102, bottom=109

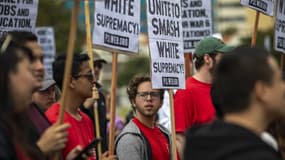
left=276, top=19, right=285, bottom=33
left=17, top=8, right=29, bottom=16
left=182, top=9, right=208, bottom=18
left=249, top=0, right=268, bottom=12
left=0, top=0, right=20, bottom=3
left=148, top=0, right=180, bottom=18
left=153, top=62, right=184, bottom=74
left=279, top=0, right=285, bottom=15
left=277, top=37, right=285, bottom=50
left=0, top=17, right=32, bottom=28
left=104, top=0, right=135, bottom=16
left=104, top=32, right=129, bottom=48
left=22, top=0, right=34, bottom=4
left=156, top=41, right=179, bottom=59
left=183, top=39, right=200, bottom=50
left=0, top=4, right=17, bottom=16
left=152, top=18, right=180, bottom=37
left=183, top=29, right=211, bottom=37
left=182, top=0, right=202, bottom=8
left=162, top=77, right=179, bottom=87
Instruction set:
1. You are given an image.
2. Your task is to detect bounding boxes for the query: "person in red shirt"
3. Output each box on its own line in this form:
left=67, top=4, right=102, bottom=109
left=115, top=74, right=173, bottom=160
left=45, top=53, right=115, bottom=160
left=174, top=37, right=234, bottom=157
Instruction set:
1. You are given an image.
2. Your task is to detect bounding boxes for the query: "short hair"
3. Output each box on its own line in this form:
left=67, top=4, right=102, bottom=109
left=127, top=74, right=164, bottom=109
left=211, top=46, right=273, bottom=114
left=193, top=52, right=217, bottom=70
left=52, top=53, right=89, bottom=90
left=4, top=31, right=38, bottom=44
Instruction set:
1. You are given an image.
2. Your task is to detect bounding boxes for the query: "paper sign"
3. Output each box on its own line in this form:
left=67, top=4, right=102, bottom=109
left=0, top=0, right=39, bottom=38
left=240, top=0, right=275, bottom=16
left=93, top=0, right=140, bottom=54
left=35, top=27, right=56, bottom=76
left=147, top=0, right=185, bottom=89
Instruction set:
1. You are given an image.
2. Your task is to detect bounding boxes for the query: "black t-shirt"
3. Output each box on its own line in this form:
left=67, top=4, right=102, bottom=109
left=184, top=120, right=282, bottom=160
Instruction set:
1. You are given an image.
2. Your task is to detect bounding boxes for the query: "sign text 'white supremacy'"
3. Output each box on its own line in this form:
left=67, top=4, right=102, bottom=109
left=240, top=0, right=275, bottom=16
left=93, top=0, right=140, bottom=54
left=275, top=0, right=285, bottom=53
left=147, top=0, right=185, bottom=89
left=0, top=0, right=38, bottom=37
left=182, top=0, right=212, bottom=53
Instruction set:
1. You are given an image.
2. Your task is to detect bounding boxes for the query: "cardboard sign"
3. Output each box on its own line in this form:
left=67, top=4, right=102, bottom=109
left=0, top=0, right=39, bottom=38
left=147, top=0, right=185, bottom=89
left=275, top=0, right=285, bottom=53
left=35, top=27, right=56, bottom=76
left=92, top=0, right=140, bottom=54
left=240, top=0, right=275, bottom=16
left=182, top=0, right=213, bottom=53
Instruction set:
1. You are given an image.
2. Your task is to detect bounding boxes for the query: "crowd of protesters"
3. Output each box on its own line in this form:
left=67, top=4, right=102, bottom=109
left=1, top=30, right=285, bottom=160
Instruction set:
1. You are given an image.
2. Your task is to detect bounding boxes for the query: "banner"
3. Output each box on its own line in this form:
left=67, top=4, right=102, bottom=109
left=92, top=0, right=140, bottom=54
left=0, top=0, right=39, bottom=38
left=275, top=0, right=285, bottom=53
left=240, top=0, right=275, bottom=16
left=147, top=0, right=185, bottom=89
left=35, top=27, right=56, bottom=76
left=182, top=0, right=213, bottom=53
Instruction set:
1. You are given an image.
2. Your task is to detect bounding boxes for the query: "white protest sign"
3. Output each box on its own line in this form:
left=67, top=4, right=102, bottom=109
left=147, top=0, right=185, bottom=89
left=240, top=0, right=275, bottom=16
left=35, top=27, right=56, bottom=76
left=0, top=0, right=39, bottom=38
left=92, top=0, right=140, bottom=54
left=275, top=0, right=285, bottom=53
left=182, top=0, right=212, bottom=53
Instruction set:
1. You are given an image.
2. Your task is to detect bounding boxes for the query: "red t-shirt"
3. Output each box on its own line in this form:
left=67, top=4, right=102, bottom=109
left=45, top=103, right=96, bottom=160
left=174, top=77, right=215, bottom=133
left=133, top=118, right=170, bottom=160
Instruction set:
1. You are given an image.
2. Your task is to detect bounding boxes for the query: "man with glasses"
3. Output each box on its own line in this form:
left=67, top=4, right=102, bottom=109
left=80, top=50, right=108, bottom=158
left=45, top=53, right=97, bottom=159
left=115, top=74, right=172, bottom=160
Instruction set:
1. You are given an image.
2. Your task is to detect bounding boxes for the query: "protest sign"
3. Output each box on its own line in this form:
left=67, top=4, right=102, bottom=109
left=147, top=0, right=185, bottom=89
left=35, top=27, right=56, bottom=76
left=275, top=0, right=285, bottom=53
left=240, top=0, right=275, bottom=16
left=182, top=0, right=213, bottom=53
left=0, top=0, right=38, bottom=37
left=92, top=0, right=140, bottom=54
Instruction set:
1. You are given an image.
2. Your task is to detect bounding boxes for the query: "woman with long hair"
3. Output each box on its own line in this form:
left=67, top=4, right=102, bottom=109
left=0, top=35, right=43, bottom=159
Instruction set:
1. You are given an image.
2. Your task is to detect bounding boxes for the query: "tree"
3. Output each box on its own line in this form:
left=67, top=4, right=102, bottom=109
left=36, top=0, right=85, bottom=53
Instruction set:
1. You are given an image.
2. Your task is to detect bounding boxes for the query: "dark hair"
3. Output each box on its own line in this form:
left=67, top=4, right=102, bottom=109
left=4, top=31, right=38, bottom=44
left=52, top=53, right=90, bottom=90
left=193, top=53, right=217, bottom=70
left=0, top=37, right=42, bottom=159
left=127, top=74, right=164, bottom=109
left=211, top=46, right=273, bottom=114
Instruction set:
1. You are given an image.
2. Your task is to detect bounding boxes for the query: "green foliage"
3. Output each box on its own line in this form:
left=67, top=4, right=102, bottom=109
left=117, top=56, right=150, bottom=87
left=36, top=0, right=85, bottom=53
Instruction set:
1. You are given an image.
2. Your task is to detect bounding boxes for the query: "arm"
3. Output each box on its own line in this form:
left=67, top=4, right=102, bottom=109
left=176, top=133, right=185, bottom=159
left=116, top=134, right=144, bottom=160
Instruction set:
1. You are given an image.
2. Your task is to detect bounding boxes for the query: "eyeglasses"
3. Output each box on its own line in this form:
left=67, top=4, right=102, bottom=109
left=74, top=73, right=94, bottom=81
left=136, top=91, right=161, bottom=100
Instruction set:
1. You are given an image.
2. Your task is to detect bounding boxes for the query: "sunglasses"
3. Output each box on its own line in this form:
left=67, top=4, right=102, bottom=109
left=74, top=73, right=94, bottom=81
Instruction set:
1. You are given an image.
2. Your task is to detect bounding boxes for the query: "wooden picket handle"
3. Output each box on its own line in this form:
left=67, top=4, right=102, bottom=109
left=168, top=89, right=177, bottom=160
left=84, top=0, right=103, bottom=158
left=251, top=11, right=260, bottom=47
left=108, top=53, right=118, bottom=155
left=55, top=0, right=79, bottom=159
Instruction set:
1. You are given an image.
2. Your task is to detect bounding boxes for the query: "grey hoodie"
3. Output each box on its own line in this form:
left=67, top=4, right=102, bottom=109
left=115, top=120, right=172, bottom=160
